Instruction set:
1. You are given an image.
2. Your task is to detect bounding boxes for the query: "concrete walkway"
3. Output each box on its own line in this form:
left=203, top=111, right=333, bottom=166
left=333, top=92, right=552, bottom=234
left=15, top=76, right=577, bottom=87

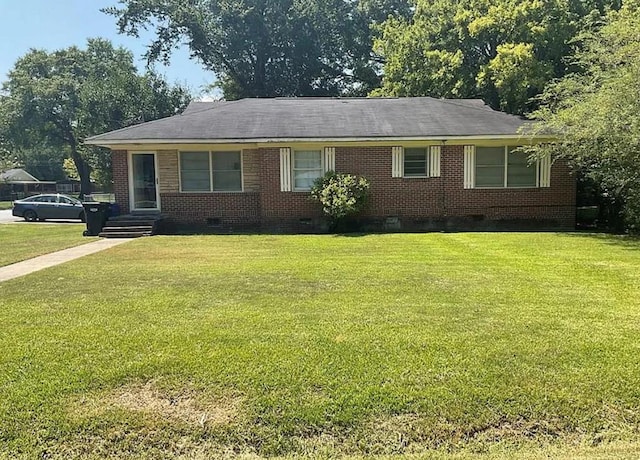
left=0, top=209, right=20, bottom=223
left=0, top=239, right=131, bottom=282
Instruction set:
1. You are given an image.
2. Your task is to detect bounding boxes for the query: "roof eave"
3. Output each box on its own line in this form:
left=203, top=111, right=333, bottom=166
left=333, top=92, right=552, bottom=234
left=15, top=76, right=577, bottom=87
left=86, top=133, right=553, bottom=148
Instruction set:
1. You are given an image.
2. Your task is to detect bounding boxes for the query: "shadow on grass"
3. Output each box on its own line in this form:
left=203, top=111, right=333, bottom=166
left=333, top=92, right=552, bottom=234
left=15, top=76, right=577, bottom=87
left=558, top=231, right=640, bottom=250
left=168, top=229, right=372, bottom=238
left=162, top=224, right=640, bottom=247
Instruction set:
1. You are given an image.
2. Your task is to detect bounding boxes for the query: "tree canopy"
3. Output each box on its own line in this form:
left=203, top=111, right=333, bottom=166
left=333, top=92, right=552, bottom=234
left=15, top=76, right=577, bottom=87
left=526, top=1, right=640, bottom=230
left=0, top=38, right=191, bottom=195
left=373, top=0, right=622, bottom=114
left=2, top=0, right=636, bottom=227
left=104, top=0, right=403, bottom=100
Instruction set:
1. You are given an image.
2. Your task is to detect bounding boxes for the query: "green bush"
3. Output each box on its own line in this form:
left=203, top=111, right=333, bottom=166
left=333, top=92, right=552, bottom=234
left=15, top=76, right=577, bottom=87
left=310, top=171, right=370, bottom=230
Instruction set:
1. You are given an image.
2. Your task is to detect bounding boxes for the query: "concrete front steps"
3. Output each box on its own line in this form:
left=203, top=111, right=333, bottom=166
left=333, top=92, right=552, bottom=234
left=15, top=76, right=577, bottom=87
left=99, top=214, right=165, bottom=238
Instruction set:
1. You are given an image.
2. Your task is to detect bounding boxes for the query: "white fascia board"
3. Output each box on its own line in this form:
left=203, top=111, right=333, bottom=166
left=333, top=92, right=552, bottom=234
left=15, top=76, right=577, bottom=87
left=85, top=133, right=553, bottom=147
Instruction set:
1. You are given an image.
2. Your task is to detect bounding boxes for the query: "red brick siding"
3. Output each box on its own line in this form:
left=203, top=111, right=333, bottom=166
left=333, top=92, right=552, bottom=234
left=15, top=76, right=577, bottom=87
left=255, top=145, right=575, bottom=230
left=112, top=150, right=129, bottom=214
left=113, top=145, right=576, bottom=231
left=335, top=146, right=445, bottom=217
left=442, top=145, right=576, bottom=228
left=259, top=148, right=322, bottom=230
left=160, top=192, right=260, bottom=227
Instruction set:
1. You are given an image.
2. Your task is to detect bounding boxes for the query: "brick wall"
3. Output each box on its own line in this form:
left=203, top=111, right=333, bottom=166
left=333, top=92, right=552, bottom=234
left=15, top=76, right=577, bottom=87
left=152, top=149, right=262, bottom=231
left=336, top=146, right=445, bottom=218
left=112, top=150, right=129, bottom=214
left=114, top=145, right=576, bottom=232
left=160, top=193, right=261, bottom=231
left=259, top=147, right=322, bottom=232
left=441, top=145, right=576, bottom=229
left=254, top=145, right=575, bottom=231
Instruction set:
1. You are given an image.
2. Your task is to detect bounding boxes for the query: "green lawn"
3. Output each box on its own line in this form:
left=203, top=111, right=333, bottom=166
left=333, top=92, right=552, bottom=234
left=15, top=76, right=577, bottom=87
left=1, top=233, right=639, bottom=459
left=0, top=201, right=13, bottom=210
left=0, top=224, right=95, bottom=267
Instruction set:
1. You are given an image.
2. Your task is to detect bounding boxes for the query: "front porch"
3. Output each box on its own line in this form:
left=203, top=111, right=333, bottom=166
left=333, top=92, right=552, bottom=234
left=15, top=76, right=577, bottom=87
left=99, top=213, right=166, bottom=238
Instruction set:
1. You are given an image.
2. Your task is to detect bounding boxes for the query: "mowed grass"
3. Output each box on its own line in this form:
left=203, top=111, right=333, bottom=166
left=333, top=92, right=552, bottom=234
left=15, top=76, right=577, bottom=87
left=0, top=224, right=95, bottom=267
left=1, top=233, right=640, bottom=458
left=0, top=201, right=13, bottom=210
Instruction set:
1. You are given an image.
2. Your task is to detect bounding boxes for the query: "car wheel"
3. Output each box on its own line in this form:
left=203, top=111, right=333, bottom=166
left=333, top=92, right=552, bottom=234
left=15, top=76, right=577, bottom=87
left=79, top=212, right=86, bottom=223
left=23, top=210, right=38, bottom=222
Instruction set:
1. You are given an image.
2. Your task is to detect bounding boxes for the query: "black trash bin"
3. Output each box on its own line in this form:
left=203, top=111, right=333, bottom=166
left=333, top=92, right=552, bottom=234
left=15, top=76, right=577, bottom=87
left=109, top=202, right=121, bottom=218
left=82, top=201, right=111, bottom=236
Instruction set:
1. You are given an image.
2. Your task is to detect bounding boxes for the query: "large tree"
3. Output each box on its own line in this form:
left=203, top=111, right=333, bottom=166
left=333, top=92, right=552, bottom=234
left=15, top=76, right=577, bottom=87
left=104, top=0, right=402, bottom=99
left=373, top=0, right=622, bottom=114
left=0, top=38, right=191, bottom=196
left=526, top=1, right=640, bottom=231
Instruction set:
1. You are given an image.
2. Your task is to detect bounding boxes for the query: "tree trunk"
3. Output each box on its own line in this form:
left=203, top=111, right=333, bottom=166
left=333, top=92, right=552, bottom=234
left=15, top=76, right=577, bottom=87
left=254, top=52, right=267, bottom=97
left=70, top=146, right=92, bottom=200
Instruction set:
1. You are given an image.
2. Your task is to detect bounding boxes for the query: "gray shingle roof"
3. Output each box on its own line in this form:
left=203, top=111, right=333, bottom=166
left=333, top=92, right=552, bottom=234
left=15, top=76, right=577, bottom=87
left=86, top=97, right=530, bottom=144
left=0, top=168, right=40, bottom=183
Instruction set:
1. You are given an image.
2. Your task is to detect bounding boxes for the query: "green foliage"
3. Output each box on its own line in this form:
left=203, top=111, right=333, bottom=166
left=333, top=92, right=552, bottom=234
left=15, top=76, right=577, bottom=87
left=105, top=0, right=395, bottom=99
left=0, top=39, right=191, bottom=195
left=1, top=146, right=67, bottom=181
left=527, top=1, right=640, bottom=231
left=310, top=172, right=371, bottom=227
left=0, top=152, right=17, bottom=174
left=476, top=43, right=552, bottom=114
left=374, top=0, right=621, bottom=114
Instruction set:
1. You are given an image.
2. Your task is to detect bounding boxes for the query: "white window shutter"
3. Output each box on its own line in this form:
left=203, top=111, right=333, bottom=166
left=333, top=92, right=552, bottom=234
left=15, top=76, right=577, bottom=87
left=323, top=147, right=336, bottom=173
left=392, top=146, right=403, bottom=178
left=463, top=145, right=475, bottom=189
left=539, top=153, right=551, bottom=187
left=280, top=147, right=292, bottom=192
left=429, top=145, right=441, bottom=177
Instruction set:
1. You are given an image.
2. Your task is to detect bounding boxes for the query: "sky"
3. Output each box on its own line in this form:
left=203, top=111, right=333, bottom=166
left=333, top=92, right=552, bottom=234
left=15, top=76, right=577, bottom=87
left=0, top=0, right=217, bottom=100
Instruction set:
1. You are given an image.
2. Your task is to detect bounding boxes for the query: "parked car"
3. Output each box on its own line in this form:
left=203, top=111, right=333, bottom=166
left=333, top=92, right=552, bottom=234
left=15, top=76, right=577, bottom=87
left=12, top=194, right=86, bottom=222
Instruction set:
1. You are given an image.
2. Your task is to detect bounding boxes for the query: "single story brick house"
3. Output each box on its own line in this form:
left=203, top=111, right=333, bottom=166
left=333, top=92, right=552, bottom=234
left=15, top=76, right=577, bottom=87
left=0, top=168, right=57, bottom=200
left=85, top=97, right=575, bottom=232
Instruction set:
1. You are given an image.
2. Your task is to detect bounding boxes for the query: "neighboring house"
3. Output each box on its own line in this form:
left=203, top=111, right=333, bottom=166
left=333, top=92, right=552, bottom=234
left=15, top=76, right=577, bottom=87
left=55, top=179, right=82, bottom=195
left=0, top=168, right=57, bottom=200
left=85, top=97, right=575, bottom=232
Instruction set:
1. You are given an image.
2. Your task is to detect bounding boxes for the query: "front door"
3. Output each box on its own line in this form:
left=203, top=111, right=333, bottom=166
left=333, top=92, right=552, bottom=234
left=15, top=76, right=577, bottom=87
left=130, top=152, right=160, bottom=211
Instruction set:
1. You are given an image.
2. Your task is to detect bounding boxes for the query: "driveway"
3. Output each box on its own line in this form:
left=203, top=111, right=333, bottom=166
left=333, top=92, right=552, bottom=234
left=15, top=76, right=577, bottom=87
left=0, top=209, right=81, bottom=225
left=0, top=209, right=20, bottom=223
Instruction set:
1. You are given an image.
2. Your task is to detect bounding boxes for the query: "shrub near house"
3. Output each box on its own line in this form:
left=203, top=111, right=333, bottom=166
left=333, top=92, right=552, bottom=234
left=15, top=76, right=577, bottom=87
left=85, top=98, right=575, bottom=232
left=310, top=172, right=370, bottom=232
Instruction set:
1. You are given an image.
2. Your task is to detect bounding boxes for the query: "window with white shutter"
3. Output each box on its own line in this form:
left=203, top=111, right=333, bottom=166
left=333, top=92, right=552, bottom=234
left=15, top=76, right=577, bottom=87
left=323, top=147, right=335, bottom=173
left=539, top=154, right=551, bottom=187
left=392, top=146, right=403, bottom=178
left=464, top=145, right=547, bottom=188
left=280, top=148, right=292, bottom=192
left=429, top=146, right=441, bottom=177
left=463, top=145, right=476, bottom=189
left=392, top=146, right=441, bottom=178
left=404, top=148, right=429, bottom=177
left=292, top=150, right=322, bottom=191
